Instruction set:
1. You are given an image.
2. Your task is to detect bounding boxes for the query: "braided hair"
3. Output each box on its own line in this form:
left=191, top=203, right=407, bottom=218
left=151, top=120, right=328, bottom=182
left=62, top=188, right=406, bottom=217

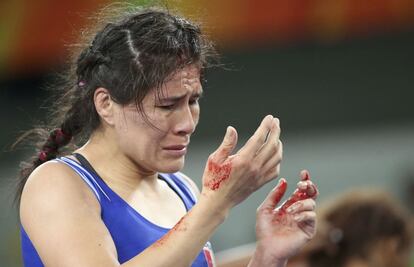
left=15, top=5, right=217, bottom=204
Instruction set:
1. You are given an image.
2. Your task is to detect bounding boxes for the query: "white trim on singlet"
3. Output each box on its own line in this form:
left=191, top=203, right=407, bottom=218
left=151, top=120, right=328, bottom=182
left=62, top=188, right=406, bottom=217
left=175, top=172, right=198, bottom=202
left=54, top=157, right=111, bottom=202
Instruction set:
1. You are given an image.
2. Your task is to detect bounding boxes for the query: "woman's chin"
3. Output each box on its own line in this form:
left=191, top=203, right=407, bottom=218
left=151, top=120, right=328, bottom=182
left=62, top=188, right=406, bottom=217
left=157, top=158, right=185, bottom=173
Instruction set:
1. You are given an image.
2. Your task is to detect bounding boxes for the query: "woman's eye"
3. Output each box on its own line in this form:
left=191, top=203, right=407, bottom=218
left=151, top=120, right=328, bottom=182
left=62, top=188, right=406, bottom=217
left=158, top=104, right=175, bottom=110
left=189, top=99, right=199, bottom=105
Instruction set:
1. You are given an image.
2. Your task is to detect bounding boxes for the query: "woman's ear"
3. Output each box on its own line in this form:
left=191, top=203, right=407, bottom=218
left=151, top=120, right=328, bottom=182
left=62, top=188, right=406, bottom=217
left=94, top=87, right=116, bottom=126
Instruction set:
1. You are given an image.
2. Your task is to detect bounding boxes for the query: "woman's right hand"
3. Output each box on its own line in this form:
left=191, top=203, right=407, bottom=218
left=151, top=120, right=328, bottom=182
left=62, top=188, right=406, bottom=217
left=201, top=115, right=283, bottom=212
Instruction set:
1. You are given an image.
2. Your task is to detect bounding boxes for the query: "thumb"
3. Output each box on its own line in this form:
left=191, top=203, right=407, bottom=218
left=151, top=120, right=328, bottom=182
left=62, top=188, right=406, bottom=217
left=259, top=178, right=288, bottom=210
left=215, top=126, right=238, bottom=161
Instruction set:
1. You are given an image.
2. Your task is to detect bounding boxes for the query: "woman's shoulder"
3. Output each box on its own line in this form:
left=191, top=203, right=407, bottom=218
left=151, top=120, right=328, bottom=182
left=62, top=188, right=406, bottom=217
left=22, top=159, right=95, bottom=198
left=20, top=159, right=101, bottom=226
left=19, top=160, right=118, bottom=265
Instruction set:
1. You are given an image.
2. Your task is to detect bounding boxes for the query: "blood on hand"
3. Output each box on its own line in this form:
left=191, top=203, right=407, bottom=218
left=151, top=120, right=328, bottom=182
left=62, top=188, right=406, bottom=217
left=277, top=171, right=318, bottom=215
left=203, top=160, right=232, bottom=190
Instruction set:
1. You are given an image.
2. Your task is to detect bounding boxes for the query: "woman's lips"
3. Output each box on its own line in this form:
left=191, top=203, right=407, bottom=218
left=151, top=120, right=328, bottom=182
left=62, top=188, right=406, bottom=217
left=164, top=145, right=186, bottom=150
left=163, top=145, right=187, bottom=156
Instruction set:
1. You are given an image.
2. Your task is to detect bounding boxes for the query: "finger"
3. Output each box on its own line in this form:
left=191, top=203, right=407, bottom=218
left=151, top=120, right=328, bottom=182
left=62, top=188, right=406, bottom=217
left=286, top=198, right=316, bottom=214
left=297, top=180, right=318, bottom=197
left=293, top=211, right=316, bottom=224
left=300, top=169, right=310, bottom=181
left=238, top=115, right=274, bottom=158
left=258, top=178, right=287, bottom=210
left=261, top=140, right=283, bottom=169
left=256, top=130, right=282, bottom=167
left=254, top=119, right=281, bottom=164
left=306, top=182, right=319, bottom=199
left=259, top=142, right=283, bottom=184
left=213, top=126, right=238, bottom=162
left=297, top=181, right=307, bottom=191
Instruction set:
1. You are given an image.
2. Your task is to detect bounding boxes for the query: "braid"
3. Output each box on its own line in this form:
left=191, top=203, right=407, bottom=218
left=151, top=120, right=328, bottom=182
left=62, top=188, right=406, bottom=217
left=36, top=128, right=72, bottom=164
left=76, top=23, right=118, bottom=82
left=76, top=46, right=111, bottom=83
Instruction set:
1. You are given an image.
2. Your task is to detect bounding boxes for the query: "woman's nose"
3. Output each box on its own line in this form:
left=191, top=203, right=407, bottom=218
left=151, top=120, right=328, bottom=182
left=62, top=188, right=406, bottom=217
left=173, top=105, right=197, bottom=135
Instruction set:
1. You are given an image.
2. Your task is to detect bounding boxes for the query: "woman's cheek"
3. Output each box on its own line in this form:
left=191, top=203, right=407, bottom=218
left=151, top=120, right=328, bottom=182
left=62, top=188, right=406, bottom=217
left=192, top=106, right=200, bottom=128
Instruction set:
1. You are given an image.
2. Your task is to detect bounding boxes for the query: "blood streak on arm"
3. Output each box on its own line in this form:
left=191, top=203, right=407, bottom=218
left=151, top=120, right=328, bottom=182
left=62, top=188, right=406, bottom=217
left=203, top=160, right=232, bottom=190
left=153, top=217, right=187, bottom=247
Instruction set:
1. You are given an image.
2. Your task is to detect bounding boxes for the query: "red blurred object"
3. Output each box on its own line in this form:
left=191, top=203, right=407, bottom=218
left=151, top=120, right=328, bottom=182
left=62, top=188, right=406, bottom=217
left=2, top=0, right=110, bottom=76
left=2, top=0, right=414, bottom=76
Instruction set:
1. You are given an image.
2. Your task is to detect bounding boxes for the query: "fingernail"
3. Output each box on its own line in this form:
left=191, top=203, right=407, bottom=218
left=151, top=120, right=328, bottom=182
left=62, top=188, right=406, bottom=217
left=226, top=126, right=233, bottom=137
left=278, top=178, right=287, bottom=189
left=301, top=170, right=310, bottom=180
left=297, top=181, right=306, bottom=190
left=267, top=115, right=274, bottom=123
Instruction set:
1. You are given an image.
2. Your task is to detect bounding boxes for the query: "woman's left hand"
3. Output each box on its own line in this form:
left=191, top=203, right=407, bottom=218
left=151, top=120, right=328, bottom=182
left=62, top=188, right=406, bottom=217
left=250, top=170, right=318, bottom=266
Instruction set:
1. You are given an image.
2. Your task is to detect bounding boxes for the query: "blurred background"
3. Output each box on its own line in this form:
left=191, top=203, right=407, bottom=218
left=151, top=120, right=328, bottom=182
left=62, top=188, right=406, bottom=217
left=1, top=0, right=414, bottom=266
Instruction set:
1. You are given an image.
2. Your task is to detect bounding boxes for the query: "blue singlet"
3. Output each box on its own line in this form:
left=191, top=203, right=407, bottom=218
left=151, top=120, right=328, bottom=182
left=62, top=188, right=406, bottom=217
left=21, top=155, right=214, bottom=266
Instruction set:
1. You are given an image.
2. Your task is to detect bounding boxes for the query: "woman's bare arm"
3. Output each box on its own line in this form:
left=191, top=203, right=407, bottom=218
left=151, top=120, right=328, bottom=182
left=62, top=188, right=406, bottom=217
left=20, top=161, right=120, bottom=267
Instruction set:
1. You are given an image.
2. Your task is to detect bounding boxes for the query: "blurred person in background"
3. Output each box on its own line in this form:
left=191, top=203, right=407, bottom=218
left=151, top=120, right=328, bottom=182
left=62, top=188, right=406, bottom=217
left=15, top=5, right=318, bottom=267
left=287, top=189, right=413, bottom=267
left=218, top=189, right=413, bottom=267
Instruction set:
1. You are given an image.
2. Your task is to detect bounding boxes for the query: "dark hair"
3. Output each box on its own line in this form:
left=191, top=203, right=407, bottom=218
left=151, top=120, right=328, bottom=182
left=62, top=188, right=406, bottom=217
left=14, top=4, right=217, bottom=204
left=302, top=190, right=414, bottom=267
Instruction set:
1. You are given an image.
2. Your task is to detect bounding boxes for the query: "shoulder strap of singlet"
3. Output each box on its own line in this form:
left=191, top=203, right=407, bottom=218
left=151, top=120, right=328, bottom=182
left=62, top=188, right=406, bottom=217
left=53, top=156, right=111, bottom=202
left=174, top=173, right=199, bottom=203
left=161, top=173, right=198, bottom=206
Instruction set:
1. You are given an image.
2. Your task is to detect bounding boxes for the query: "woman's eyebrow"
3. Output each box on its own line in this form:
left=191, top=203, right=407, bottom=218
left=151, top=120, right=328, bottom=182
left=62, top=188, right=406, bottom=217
left=159, top=90, right=203, bottom=102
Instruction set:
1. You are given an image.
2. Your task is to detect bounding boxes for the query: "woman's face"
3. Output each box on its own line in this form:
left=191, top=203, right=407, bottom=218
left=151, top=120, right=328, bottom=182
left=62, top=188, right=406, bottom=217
left=113, top=65, right=202, bottom=174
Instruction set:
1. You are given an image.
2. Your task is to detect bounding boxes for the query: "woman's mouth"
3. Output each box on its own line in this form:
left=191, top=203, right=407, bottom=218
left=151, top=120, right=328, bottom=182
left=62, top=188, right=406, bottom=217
left=163, top=145, right=187, bottom=157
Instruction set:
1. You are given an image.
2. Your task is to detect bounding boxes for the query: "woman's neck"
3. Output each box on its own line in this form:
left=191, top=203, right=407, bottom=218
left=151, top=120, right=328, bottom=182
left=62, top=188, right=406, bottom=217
left=75, top=129, right=160, bottom=192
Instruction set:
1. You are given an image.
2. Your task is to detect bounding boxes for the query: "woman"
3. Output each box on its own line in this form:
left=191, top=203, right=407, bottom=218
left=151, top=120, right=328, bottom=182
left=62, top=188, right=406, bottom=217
left=17, top=6, right=318, bottom=267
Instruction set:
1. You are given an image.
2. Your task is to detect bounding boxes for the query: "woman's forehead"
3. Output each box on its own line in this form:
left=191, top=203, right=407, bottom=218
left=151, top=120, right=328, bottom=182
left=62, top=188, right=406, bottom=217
left=159, top=66, right=201, bottom=93
left=140, top=65, right=202, bottom=103
left=168, top=65, right=201, bottom=81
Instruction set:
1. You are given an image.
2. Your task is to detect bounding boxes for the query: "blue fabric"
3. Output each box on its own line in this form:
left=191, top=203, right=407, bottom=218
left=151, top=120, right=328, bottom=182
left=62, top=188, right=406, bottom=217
left=21, top=156, right=212, bottom=266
